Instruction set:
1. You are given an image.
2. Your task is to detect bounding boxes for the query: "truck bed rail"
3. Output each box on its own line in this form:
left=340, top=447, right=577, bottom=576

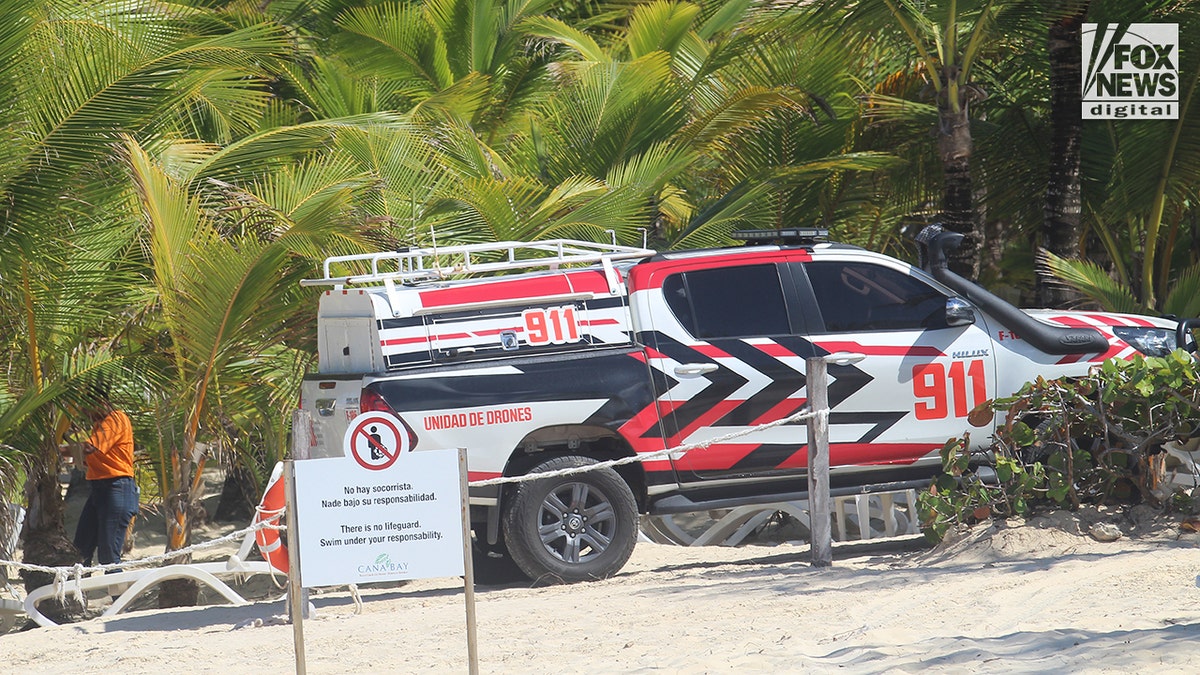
left=301, top=239, right=657, bottom=287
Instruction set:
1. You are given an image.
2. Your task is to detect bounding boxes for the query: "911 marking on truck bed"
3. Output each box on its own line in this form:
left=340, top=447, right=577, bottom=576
left=522, top=305, right=580, bottom=345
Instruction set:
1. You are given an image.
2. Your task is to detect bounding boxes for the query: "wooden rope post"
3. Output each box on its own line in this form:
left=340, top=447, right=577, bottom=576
left=458, top=449, right=480, bottom=675
left=288, top=410, right=312, bottom=674
left=806, top=356, right=832, bottom=567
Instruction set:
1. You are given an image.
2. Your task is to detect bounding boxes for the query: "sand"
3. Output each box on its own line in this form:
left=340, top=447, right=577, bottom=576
left=3, top=502, right=1200, bottom=674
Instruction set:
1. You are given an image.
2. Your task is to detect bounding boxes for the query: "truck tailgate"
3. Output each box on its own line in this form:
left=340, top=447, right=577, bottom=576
left=299, top=375, right=363, bottom=458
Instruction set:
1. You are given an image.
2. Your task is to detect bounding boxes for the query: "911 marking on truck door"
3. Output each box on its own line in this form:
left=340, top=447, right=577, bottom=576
left=912, top=359, right=987, bottom=420
left=522, top=305, right=580, bottom=345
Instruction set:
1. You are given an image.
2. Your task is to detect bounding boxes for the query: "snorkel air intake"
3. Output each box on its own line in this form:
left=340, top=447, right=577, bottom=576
left=915, top=224, right=1110, bottom=355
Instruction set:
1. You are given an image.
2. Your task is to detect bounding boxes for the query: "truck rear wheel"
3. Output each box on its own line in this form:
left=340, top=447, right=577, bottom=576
left=502, top=455, right=638, bottom=584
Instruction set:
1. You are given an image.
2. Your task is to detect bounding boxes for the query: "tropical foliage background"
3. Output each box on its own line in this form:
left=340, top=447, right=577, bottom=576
left=2, top=0, right=1198, bottom=612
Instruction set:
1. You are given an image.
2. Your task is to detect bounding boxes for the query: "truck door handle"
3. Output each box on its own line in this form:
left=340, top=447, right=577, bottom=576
left=674, top=363, right=718, bottom=377
left=825, top=352, right=866, bottom=366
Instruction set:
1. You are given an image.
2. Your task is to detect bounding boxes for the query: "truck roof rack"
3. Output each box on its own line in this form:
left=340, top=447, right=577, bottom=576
left=732, top=228, right=829, bottom=246
left=300, top=239, right=658, bottom=288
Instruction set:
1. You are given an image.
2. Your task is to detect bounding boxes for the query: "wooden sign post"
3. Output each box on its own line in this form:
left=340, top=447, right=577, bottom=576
left=806, top=356, right=832, bottom=568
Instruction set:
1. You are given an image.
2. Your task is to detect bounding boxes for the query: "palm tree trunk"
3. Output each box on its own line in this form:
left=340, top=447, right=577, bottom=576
left=1039, top=8, right=1088, bottom=308
left=19, top=438, right=86, bottom=623
left=938, top=101, right=980, bottom=278
left=159, top=459, right=199, bottom=608
left=215, top=465, right=258, bottom=523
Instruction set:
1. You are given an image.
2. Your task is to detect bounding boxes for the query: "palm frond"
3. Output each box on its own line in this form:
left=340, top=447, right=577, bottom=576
left=409, top=71, right=495, bottom=122
left=430, top=117, right=516, bottom=181
left=604, top=141, right=694, bottom=191
left=696, top=0, right=755, bottom=39
left=336, top=3, right=453, bottom=92
left=679, top=86, right=804, bottom=150
left=11, top=19, right=291, bottom=197
left=626, top=1, right=701, bottom=59
left=518, top=15, right=610, bottom=63
left=1163, top=262, right=1200, bottom=318
left=188, top=112, right=409, bottom=183
left=539, top=52, right=687, bottom=181
left=670, top=180, right=777, bottom=249
left=170, top=70, right=274, bottom=144
left=1036, top=249, right=1145, bottom=314
left=524, top=177, right=652, bottom=242
left=0, top=0, right=36, bottom=102
left=125, top=136, right=205, bottom=325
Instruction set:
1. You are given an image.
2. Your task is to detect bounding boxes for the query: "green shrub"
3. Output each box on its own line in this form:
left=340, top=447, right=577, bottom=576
left=918, top=350, right=1200, bottom=542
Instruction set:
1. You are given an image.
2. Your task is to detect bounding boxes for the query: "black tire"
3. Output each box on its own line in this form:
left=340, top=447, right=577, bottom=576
left=502, top=455, right=638, bottom=584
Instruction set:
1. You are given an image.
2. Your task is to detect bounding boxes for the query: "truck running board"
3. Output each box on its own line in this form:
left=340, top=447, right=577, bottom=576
left=649, top=479, right=934, bottom=515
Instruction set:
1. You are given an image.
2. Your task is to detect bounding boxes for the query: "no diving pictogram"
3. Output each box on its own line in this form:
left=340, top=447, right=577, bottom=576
left=344, top=412, right=410, bottom=470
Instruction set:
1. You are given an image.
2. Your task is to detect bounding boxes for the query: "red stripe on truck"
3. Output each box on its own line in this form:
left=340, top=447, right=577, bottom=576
left=627, top=250, right=812, bottom=289
left=419, top=270, right=610, bottom=308
left=778, top=442, right=938, bottom=468
left=814, top=341, right=944, bottom=357
left=753, top=341, right=800, bottom=359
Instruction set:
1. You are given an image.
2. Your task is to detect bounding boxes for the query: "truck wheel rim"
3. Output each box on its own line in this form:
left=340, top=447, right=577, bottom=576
left=537, top=481, right=617, bottom=563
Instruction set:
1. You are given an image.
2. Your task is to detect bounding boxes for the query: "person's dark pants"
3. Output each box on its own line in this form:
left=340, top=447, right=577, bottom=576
left=74, top=476, right=139, bottom=567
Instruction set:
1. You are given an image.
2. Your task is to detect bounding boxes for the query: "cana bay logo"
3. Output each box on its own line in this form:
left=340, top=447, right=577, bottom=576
left=359, top=552, right=409, bottom=576
left=1082, top=23, right=1178, bottom=119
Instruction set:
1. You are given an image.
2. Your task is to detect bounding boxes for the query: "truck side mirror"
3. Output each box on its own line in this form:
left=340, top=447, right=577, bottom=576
left=1177, top=318, right=1200, bottom=354
left=946, top=297, right=975, bottom=327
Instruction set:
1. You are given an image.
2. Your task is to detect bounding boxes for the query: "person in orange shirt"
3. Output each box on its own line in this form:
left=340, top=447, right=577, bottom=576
left=64, top=385, right=139, bottom=568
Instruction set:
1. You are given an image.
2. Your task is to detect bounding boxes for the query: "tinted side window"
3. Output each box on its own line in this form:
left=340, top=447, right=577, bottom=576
left=805, top=261, right=946, bottom=332
left=664, top=265, right=790, bottom=339
left=663, top=274, right=693, bottom=333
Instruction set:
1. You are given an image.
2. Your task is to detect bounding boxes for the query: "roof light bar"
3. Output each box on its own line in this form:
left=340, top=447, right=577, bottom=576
left=731, top=228, right=829, bottom=245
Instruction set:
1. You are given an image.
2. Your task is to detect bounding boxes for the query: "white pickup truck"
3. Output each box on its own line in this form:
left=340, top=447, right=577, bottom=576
left=298, top=226, right=1194, bottom=582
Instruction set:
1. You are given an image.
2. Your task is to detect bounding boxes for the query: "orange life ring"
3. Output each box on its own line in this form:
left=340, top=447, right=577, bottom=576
left=254, top=462, right=288, bottom=574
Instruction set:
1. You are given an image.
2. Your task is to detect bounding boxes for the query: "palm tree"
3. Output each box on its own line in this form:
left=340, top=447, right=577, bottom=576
left=122, top=133, right=386, bottom=604
left=0, top=0, right=294, bottom=616
left=0, top=220, right=150, bottom=621
left=812, top=0, right=1038, bottom=277
left=1038, top=1, right=1089, bottom=308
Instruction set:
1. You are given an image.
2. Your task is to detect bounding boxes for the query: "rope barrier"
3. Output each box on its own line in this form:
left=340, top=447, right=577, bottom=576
left=0, top=406, right=827, bottom=593
left=0, top=510, right=286, bottom=602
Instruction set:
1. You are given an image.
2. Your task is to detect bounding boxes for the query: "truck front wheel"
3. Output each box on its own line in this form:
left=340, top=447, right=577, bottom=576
left=502, top=455, right=638, bottom=583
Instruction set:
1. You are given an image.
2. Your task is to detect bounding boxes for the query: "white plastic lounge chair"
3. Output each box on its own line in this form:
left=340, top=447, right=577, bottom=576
left=23, top=517, right=279, bottom=628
